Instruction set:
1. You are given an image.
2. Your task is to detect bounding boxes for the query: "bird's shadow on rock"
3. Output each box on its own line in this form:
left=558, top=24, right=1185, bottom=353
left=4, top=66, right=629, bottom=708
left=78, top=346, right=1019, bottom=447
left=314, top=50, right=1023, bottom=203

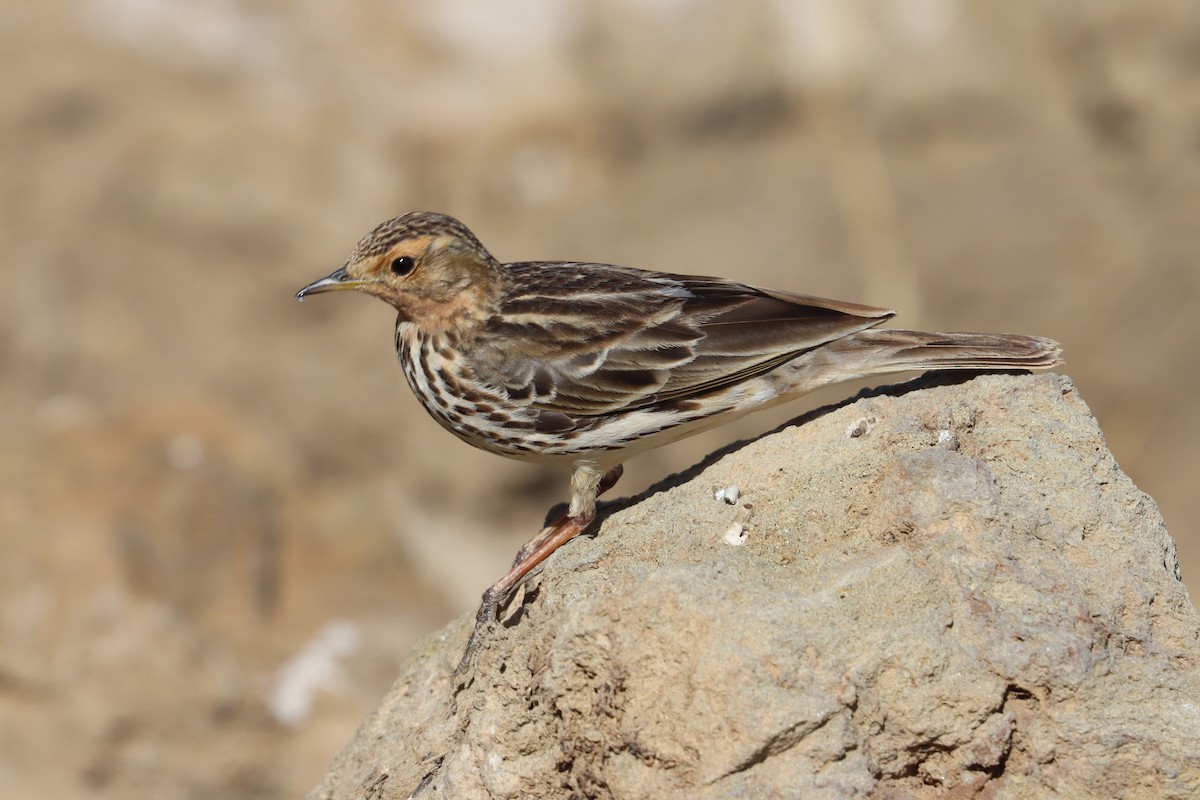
left=581, top=370, right=1027, bottom=527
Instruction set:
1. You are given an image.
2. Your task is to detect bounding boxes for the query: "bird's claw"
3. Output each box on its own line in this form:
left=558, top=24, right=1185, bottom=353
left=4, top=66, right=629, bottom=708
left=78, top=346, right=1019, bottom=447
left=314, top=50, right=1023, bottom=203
left=451, top=588, right=504, bottom=695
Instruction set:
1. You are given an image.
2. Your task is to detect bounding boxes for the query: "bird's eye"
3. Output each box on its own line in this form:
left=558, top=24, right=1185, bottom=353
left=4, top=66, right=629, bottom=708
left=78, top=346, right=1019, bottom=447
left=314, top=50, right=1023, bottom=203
left=390, top=256, right=416, bottom=277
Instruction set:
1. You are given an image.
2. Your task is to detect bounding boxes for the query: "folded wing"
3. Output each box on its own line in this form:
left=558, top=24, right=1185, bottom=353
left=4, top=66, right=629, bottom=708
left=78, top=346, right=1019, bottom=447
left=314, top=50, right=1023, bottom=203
left=477, top=262, right=894, bottom=427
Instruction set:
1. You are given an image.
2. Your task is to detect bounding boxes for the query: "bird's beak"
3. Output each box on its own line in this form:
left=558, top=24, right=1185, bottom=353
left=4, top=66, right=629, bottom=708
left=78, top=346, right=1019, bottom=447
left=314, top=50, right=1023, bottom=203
left=295, top=267, right=368, bottom=301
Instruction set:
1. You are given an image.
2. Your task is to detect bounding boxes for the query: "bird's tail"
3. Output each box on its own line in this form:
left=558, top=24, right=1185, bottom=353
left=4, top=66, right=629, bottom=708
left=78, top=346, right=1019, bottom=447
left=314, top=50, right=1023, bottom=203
left=846, top=329, right=1060, bottom=371
left=783, top=329, right=1062, bottom=390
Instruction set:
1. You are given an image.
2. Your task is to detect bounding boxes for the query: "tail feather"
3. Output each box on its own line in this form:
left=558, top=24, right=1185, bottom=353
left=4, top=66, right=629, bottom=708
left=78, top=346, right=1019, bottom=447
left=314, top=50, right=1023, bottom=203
left=847, top=329, right=1063, bottom=372
left=790, top=329, right=1062, bottom=390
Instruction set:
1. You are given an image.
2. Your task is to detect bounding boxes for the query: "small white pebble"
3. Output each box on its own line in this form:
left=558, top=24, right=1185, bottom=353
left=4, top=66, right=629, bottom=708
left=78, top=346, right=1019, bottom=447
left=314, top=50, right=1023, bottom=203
left=714, top=484, right=740, bottom=504
left=936, top=429, right=959, bottom=450
left=723, top=522, right=748, bottom=546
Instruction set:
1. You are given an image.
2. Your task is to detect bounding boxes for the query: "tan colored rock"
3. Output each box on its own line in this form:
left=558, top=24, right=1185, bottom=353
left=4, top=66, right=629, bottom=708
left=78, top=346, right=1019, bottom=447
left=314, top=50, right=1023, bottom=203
left=311, top=374, right=1200, bottom=799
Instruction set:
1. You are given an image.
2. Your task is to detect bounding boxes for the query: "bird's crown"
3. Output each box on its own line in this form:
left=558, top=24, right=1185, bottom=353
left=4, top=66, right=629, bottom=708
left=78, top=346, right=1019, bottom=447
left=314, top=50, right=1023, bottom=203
left=346, top=211, right=491, bottom=267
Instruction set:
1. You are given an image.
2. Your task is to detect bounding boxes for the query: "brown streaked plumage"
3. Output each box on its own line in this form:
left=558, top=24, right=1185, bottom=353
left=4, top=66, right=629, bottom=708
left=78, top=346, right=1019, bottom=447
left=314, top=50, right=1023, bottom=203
left=297, top=211, right=1062, bottom=682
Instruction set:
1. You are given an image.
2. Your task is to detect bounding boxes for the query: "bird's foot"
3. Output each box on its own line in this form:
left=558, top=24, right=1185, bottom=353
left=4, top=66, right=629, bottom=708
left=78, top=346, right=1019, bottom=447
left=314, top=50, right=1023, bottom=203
left=450, top=466, right=622, bottom=698
left=451, top=587, right=503, bottom=693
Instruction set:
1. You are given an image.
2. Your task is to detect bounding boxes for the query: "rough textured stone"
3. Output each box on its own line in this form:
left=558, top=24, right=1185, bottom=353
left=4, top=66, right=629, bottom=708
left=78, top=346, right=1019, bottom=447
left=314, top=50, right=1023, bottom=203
left=310, top=374, right=1200, bottom=799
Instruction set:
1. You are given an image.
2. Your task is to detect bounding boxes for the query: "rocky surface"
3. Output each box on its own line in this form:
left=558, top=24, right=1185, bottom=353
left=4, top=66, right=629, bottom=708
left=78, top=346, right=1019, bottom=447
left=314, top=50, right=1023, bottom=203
left=310, top=374, right=1200, bottom=800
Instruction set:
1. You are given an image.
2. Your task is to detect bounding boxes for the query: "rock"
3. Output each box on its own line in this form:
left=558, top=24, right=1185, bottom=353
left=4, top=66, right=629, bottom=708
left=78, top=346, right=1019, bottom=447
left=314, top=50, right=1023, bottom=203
left=309, top=374, right=1200, bottom=799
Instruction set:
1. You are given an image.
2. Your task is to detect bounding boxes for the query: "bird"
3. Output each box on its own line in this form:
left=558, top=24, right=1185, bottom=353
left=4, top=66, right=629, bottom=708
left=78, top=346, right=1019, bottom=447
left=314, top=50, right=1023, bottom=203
left=296, top=211, right=1062, bottom=679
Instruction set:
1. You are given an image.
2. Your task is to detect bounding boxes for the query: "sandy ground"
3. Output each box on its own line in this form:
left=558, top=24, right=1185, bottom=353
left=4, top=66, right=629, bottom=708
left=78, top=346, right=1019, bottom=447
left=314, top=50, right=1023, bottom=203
left=2, top=1, right=1198, bottom=797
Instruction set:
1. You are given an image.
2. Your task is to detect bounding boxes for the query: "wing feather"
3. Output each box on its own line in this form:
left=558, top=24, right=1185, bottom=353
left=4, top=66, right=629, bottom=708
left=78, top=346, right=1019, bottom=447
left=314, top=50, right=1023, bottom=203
left=473, top=262, right=894, bottom=422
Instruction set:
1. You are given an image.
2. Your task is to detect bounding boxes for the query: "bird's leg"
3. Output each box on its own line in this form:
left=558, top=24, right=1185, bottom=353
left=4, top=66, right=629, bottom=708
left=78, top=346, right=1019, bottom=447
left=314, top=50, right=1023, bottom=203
left=453, top=465, right=623, bottom=684
left=454, top=513, right=592, bottom=682
left=509, top=464, right=624, bottom=568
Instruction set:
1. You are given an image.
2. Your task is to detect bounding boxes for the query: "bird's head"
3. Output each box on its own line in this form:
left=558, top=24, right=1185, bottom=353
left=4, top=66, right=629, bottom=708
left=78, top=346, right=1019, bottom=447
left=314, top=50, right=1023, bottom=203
left=297, top=212, right=500, bottom=326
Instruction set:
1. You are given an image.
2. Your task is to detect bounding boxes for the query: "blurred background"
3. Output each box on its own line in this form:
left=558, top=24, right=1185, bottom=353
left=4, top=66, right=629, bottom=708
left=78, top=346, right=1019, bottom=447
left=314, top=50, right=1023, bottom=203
left=3, top=0, right=1198, bottom=796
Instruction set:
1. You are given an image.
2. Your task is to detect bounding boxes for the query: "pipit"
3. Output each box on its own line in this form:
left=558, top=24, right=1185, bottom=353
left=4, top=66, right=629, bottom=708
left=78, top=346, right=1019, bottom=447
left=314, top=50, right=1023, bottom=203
left=297, top=211, right=1061, bottom=679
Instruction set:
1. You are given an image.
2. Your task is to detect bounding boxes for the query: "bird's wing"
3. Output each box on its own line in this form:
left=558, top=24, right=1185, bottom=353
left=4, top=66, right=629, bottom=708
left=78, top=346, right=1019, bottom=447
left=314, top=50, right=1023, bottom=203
left=475, top=262, right=894, bottom=427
